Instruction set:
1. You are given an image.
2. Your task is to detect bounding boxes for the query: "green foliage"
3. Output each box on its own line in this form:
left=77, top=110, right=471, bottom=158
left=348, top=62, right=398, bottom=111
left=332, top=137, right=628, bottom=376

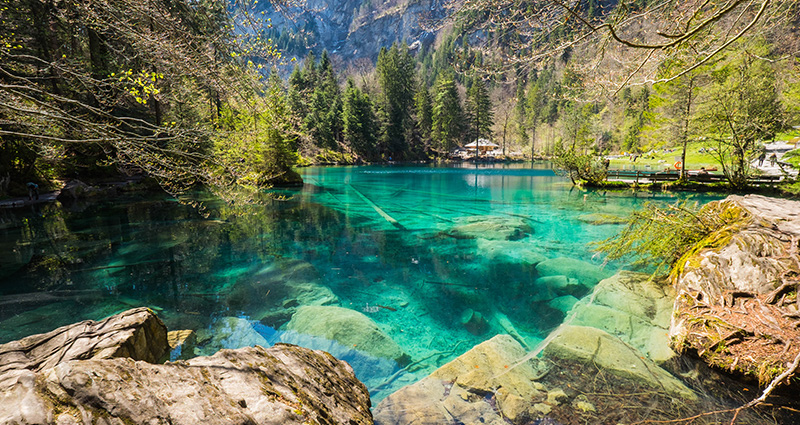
left=595, top=200, right=746, bottom=272
left=414, top=83, right=434, bottom=149
left=376, top=43, right=416, bottom=159
left=342, top=79, right=379, bottom=160
left=0, top=0, right=297, bottom=201
left=551, top=145, right=607, bottom=185
left=696, top=41, right=784, bottom=189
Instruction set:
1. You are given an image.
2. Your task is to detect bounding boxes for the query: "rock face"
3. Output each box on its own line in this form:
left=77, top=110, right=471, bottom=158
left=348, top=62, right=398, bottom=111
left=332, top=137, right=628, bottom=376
left=0, top=307, right=168, bottom=389
left=259, top=0, right=444, bottom=61
left=284, top=305, right=410, bottom=365
left=0, top=309, right=374, bottom=425
left=670, top=195, right=800, bottom=385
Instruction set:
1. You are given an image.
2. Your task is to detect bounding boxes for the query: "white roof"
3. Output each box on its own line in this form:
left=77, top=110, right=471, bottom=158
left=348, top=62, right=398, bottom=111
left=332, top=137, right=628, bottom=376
left=464, top=139, right=499, bottom=148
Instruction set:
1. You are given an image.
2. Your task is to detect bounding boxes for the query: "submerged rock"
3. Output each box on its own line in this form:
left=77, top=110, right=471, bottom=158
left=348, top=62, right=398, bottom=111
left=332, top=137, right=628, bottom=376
left=284, top=305, right=410, bottom=365
left=543, top=324, right=696, bottom=400
left=670, top=195, right=800, bottom=386
left=535, top=257, right=612, bottom=288
left=444, top=215, right=533, bottom=241
left=226, top=259, right=339, bottom=328
left=373, top=335, right=547, bottom=425
left=575, top=213, right=627, bottom=225
left=195, top=317, right=269, bottom=356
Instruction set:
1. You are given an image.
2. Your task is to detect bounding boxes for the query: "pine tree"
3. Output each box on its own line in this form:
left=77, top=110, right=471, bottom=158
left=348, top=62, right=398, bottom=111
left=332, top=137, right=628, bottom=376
left=376, top=43, right=416, bottom=159
left=465, top=76, right=494, bottom=145
left=431, top=72, right=464, bottom=154
left=414, top=82, right=433, bottom=149
left=342, top=78, right=379, bottom=160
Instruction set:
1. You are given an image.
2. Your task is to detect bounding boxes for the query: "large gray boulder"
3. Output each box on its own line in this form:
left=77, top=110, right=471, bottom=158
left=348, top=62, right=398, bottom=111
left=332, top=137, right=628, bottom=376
left=670, top=195, right=800, bottom=386
left=0, top=307, right=168, bottom=390
left=1, top=345, right=372, bottom=425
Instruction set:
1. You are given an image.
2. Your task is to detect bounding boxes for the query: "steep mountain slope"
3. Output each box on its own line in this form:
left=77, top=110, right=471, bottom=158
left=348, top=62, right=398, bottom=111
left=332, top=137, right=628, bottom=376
left=259, top=0, right=445, bottom=59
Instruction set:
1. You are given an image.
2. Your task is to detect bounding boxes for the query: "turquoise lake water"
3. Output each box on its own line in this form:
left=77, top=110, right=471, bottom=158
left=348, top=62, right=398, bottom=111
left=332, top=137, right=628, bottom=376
left=6, top=162, right=784, bottom=422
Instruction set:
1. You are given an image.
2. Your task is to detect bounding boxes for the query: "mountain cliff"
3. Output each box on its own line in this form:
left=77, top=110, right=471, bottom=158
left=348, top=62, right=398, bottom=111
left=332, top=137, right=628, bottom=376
left=259, top=0, right=446, bottom=60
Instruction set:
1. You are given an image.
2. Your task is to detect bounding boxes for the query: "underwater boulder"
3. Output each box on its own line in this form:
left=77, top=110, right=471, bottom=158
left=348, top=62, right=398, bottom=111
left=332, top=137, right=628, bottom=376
left=548, top=295, right=579, bottom=314
left=543, top=324, right=696, bottom=400
left=195, top=317, right=268, bottom=356
left=575, top=213, right=627, bottom=225
left=534, top=275, right=584, bottom=296
left=475, top=238, right=548, bottom=265
left=284, top=305, right=409, bottom=366
left=565, top=271, right=676, bottom=364
left=444, top=215, right=533, bottom=241
left=225, top=259, right=339, bottom=327
left=374, top=334, right=548, bottom=425
left=535, top=257, right=612, bottom=288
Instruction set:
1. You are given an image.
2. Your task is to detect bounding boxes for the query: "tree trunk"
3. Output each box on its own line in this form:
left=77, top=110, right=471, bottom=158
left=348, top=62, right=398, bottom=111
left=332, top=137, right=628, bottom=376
left=679, top=77, right=694, bottom=181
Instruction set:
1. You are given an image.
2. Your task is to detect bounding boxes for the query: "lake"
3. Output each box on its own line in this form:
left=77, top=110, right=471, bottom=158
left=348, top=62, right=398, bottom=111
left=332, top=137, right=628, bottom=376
left=6, top=162, right=781, bottom=422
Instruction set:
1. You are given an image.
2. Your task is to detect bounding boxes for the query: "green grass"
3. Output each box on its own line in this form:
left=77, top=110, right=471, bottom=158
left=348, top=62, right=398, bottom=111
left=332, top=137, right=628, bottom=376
left=609, top=141, right=722, bottom=171
left=775, top=129, right=800, bottom=142
left=783, top=149, right=800, bottom=169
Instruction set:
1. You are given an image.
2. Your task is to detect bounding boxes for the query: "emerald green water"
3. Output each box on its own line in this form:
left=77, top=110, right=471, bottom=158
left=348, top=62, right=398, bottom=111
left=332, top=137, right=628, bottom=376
left=1, top=163, right=728, bottom=405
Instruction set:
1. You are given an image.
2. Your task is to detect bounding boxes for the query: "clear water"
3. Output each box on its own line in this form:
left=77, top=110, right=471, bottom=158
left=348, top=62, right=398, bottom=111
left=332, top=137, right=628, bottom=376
left=2, top=162, right=767, bottom=420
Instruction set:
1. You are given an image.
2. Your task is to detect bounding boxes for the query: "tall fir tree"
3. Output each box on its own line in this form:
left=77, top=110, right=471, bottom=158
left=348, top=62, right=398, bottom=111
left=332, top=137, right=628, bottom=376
left=431, top=72, right=464, bottom=154
left=376, top=43, right=416, bottom=159
left=342, top=78, right=379, bottom=160
left=414, top=82, right=434, bottom=150
left=465, top=76, right=494, bottom=145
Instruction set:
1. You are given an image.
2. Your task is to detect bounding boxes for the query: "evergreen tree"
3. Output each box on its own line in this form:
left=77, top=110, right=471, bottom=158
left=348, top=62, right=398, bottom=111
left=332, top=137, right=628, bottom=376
left=342, top=79, right=379, bottom=160
left=287, top=65, right=308, bottom=118
left=414, top=82, right=434, bottom=149
left=303, top=50, right=343, bottom=151
left=465, top=76, right=494, bottom=145
left=376, top=43, right=416, bottom=159
left=431, top=72, right=464, bottom=154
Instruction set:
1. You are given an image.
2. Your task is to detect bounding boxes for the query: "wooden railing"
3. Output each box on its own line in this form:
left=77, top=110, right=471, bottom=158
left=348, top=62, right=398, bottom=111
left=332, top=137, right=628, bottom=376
left=605, top=170, right=782, bottom=185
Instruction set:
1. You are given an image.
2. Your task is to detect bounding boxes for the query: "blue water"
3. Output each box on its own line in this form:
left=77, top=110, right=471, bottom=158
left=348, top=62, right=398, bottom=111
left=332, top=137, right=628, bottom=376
left=0, top=163, right=725, bottom=404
